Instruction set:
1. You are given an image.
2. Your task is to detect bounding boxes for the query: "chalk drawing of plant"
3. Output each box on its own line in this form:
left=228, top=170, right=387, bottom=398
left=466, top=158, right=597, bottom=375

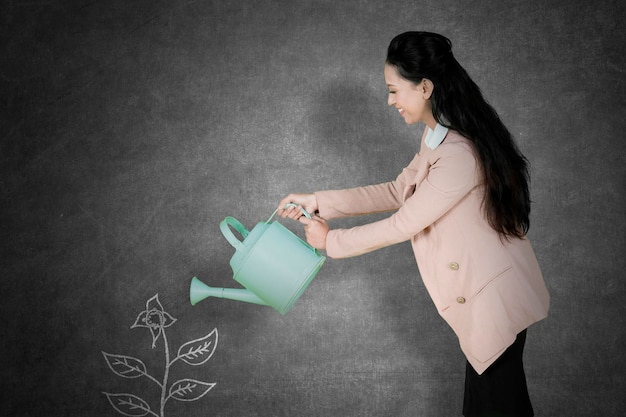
left=102, top=294, right=217, bottom=417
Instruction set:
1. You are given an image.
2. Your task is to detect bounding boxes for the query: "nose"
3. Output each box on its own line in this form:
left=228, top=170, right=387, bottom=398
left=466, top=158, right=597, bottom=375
left=387, top=94, right=395, bottom=107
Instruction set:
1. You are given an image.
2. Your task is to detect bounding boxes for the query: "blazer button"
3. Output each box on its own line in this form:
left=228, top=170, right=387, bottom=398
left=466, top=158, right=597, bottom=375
left=456, top=296, right=466, bottom=304
left=448, top=262, right=459, bottom=271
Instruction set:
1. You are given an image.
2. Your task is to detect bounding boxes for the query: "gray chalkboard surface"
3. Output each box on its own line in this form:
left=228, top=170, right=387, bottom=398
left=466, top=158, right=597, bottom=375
left=1, top=0, right=624, bottom=416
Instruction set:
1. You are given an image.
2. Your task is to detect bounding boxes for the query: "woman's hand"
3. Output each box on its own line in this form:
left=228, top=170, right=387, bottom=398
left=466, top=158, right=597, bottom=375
left=299, top=215, right=329, bottom=250
left=277, top=193, right=328, bottom=249
left=276, top=193, right=319, bottom=220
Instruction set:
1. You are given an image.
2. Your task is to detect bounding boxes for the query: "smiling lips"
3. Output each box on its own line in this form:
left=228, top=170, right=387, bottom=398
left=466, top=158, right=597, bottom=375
left=398, top=108, right=405, bottom=116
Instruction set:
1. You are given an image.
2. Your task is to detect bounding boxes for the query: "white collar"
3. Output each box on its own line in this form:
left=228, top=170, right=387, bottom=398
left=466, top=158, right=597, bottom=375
left=424, top=123, right=449, bottom=150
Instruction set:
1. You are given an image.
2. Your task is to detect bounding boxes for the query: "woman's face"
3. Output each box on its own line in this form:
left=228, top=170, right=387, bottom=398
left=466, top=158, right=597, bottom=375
left=384, top=64, right=433, bottom=126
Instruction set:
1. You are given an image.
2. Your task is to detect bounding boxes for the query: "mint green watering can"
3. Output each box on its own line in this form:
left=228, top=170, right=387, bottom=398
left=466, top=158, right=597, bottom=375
left=190, top=204, right=326, bottom=315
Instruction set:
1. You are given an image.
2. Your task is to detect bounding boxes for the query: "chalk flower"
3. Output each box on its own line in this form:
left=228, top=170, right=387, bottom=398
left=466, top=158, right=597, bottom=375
left=131, top=294, right=177, bottom=348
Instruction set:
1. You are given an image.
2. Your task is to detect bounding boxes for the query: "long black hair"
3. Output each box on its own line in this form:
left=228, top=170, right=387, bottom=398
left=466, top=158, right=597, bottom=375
left=386, top=31, right=531, bottom=238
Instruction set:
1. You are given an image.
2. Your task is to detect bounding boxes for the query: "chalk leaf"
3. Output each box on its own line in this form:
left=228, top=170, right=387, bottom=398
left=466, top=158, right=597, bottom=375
left=176, top=328, right=218, bottom=366
left=102, top=352, right=147, bottom=379
left=168, top=378, right=215, bottom=402
left=103, top=392, right=151, bottom=416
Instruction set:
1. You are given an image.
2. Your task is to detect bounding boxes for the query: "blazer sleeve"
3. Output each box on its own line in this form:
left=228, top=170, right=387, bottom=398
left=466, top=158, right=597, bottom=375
left=314, top=152, right=420, bottom=219
left=321, top=141, right=480, bottom=259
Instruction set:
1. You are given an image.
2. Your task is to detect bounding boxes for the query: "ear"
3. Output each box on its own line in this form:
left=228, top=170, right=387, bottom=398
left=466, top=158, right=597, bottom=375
left=422, top=79, right=434, bottom=100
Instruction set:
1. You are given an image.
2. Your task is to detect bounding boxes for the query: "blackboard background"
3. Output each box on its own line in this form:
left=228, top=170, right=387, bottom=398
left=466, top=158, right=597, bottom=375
left=1, top=0, right=625, bottom=416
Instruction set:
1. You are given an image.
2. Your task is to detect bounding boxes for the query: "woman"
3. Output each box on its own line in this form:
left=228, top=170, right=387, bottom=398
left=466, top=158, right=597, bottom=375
left=277, top=31, right=549, bottom=417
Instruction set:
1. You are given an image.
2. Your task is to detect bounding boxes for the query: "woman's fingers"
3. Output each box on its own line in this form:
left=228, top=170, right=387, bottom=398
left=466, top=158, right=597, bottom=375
left=299, top=216, right=328, bottom=250
left=276, top=193, right=318, bottom=219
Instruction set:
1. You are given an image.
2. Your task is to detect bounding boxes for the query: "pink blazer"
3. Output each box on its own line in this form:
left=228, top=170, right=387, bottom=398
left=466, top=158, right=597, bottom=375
left=315, top=129, right=550, bottom=374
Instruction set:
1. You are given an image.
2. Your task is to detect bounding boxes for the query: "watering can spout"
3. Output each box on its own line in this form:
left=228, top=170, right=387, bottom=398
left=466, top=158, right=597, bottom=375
left=190, top=277, right=269, bottom=307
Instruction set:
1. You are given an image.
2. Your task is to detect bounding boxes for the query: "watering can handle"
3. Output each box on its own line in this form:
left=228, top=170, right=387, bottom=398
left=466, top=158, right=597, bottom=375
left=220, top=216, right=250, bottom=251
left=267, top=203, right=312, bottom=222
left=220, top=205, right=311, bottom=250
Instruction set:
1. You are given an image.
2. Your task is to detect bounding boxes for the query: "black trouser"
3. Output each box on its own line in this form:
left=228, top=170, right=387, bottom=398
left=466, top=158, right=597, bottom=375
left=463, top=330, right=534, bottom=417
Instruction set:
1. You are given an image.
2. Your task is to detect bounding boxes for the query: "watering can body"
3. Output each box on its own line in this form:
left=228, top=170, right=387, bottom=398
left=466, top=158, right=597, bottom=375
left=190, top=206, right=325, bottom=315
